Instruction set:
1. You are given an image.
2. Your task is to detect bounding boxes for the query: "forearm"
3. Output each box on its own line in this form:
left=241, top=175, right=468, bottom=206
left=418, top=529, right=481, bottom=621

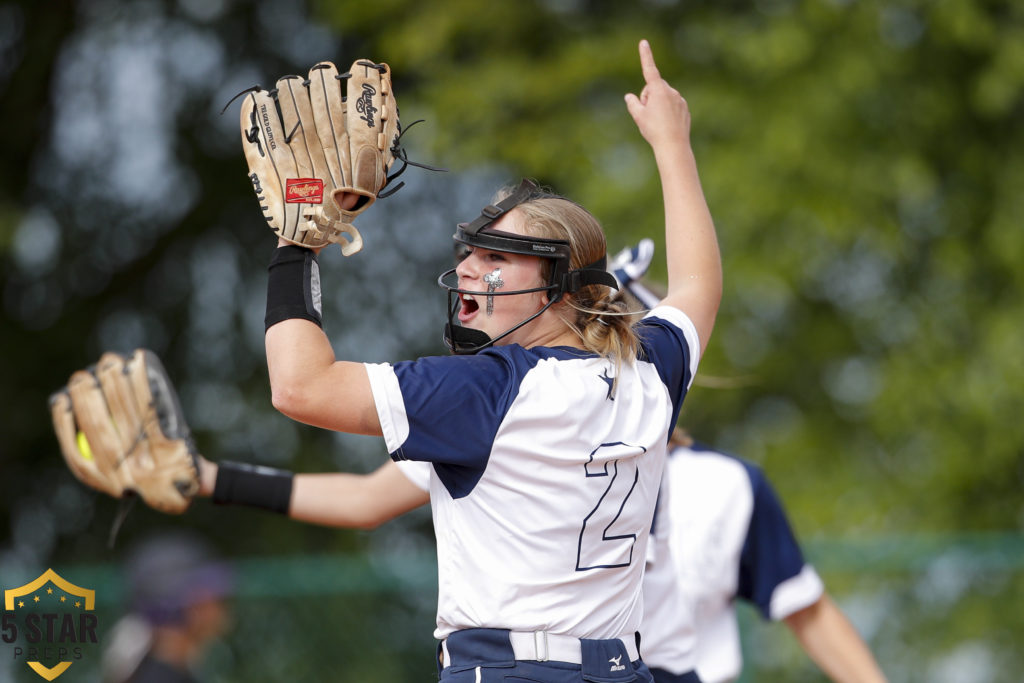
left=657, top=143, right=722, bottom=351
left=197, top=458, right=428, bottom=529
left=263, top=238, right=337, bottom=403
left=263, top=240, right=382, bottom=435
left=624, top=40, right=722, bottom=352
left=785, top=596, right=888, bottom=683
left=658, top=144, right=722, bottom=293
left=290, top=468, right=429, bottom=529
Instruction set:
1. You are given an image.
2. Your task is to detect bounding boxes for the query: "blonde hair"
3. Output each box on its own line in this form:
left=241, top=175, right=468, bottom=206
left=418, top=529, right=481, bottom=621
left=494, top=186, right=640, bottom=366
left=669, top=426, right=693, bottom=447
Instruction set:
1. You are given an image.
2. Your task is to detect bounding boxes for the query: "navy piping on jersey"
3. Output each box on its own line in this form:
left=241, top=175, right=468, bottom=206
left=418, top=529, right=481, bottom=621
left=650, top=487, right=662, bottom=538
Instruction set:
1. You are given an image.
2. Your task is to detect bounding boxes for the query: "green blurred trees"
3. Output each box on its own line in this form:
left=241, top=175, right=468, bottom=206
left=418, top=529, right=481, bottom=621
left=2, top=0, right=1023, bottom=679
left=315, top=0, right=1024, bottom=534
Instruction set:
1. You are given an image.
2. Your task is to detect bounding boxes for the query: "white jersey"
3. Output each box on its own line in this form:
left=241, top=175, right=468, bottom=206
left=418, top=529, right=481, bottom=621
left=394, top=459, right=432, bottom=492
left=641, top=444, right=825, bottom=683
left=367, top=307, right=700, bottom=641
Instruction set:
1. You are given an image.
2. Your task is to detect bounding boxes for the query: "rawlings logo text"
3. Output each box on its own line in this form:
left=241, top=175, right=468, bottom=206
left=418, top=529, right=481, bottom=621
left=356, top=83, right=377, bottom=127
left=286, top=178, right=324, bottom=204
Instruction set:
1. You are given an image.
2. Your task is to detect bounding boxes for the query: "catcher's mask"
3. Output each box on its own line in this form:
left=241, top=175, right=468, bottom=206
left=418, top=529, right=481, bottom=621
left=437, top=179, right=617, bottom=354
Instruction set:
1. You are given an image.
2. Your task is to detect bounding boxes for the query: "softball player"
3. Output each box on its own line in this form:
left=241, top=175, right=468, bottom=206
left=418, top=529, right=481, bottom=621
left=102, top=532, right=234, bottom=683
left=617, top=254, right=887, bottom=683
left=199, top=39, right=720, bottom=682
left=642, top=433, right=888, bottom=683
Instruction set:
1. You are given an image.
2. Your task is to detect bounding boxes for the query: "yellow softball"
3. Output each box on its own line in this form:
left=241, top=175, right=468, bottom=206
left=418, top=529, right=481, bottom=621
left=76, top=431, right=94, bottom=461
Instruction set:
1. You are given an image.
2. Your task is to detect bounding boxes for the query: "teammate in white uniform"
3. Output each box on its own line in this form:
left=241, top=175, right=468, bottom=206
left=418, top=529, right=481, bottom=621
left=197, top=40, right=722, bottom=683
left=618, top=253, right=887, bottom=683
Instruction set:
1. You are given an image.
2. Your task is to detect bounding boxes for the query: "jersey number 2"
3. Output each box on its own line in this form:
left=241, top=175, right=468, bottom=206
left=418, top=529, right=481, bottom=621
left=576, top=442, right=644, bottom=571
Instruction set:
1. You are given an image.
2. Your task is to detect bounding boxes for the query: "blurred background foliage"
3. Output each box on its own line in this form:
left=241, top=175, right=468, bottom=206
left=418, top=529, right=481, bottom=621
left=1, top=0, right=1022, bottom=681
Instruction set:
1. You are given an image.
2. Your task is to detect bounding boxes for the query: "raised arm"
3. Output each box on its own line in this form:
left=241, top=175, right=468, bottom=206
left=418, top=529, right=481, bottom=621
left=264, top=234, right=382, bottom=436
left=624, top=40, right=722, bottom=353
left=784, top=594, right=889, bottom=683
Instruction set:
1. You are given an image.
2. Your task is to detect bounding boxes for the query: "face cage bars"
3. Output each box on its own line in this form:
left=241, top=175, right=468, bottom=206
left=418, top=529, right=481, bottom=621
left=438, top=180, right=618, bottom=354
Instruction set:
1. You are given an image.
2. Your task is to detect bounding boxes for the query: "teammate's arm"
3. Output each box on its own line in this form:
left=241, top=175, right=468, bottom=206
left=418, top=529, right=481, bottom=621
left=290, top=461, right=430, bottom=528
left=624, top=39, right=722, bottom=354
left=197, top=457, right=429, bottom=529
left=783, top=594, right=889, bottom=683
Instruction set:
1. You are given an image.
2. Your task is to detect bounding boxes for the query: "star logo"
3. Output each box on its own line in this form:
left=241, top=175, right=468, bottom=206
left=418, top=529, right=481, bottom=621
left=600, top=369, right=615, bottom=401
left=3, top=569, right=99, bottom=680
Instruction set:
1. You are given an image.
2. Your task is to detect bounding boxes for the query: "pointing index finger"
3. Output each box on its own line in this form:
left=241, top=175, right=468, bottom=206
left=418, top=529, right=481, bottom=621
left=639, top=39, right=661, bottom=84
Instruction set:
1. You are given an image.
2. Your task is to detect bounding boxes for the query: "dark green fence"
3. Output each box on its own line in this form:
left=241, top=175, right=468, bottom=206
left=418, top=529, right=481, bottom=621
left=3, top=535, right=1022, bottom=682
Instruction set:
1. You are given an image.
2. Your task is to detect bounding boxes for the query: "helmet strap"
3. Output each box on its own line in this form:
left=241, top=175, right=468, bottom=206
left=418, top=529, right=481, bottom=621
left=460, top=179, right=540, bottom=236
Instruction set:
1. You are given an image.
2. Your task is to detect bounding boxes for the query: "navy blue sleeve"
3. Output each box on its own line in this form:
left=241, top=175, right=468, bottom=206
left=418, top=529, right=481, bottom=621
left=636, top=315, right=694, bottom=433
left=736, top=462, right=808, bottom=620
left=389, top=349, right=534, bottom=468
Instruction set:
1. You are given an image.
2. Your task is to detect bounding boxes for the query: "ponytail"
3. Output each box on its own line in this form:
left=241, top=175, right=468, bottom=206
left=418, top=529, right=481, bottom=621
left=564, top=285, right=640, bottom=370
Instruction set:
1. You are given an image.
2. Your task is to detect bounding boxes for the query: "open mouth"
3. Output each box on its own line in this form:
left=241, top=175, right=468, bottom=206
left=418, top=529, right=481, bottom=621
left=458, top=293, right=479, bottom=323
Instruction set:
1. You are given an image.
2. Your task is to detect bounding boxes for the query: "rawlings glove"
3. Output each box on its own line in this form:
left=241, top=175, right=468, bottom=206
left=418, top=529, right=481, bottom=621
left=239, top=58, right=402, bottom=256
left=49, top=349, right=200, bottom=515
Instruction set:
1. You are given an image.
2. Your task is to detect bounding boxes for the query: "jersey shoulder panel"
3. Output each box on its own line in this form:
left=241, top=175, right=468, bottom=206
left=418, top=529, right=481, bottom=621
left=732, top=455, right=814, bottom=619
left=370, top=347, right=585, bottom=499
left=636, top=308, right=700, bottom=422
